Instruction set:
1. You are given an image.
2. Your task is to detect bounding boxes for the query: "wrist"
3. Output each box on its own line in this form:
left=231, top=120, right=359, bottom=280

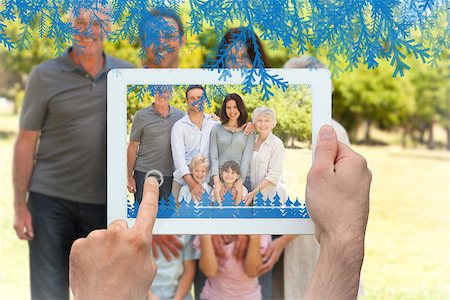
left=319, top=233, right=365, bottom=266
left=14, top=199, right=28, bottom=210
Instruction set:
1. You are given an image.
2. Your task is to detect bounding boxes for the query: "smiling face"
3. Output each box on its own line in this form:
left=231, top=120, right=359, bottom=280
left=225, top=100, right=240, bottom=122
left=72, top=8, right=109, bottom=55
left=221, top=167, right=240, bottom=185
left=186, top=88, right=204, bottom=112
left=144, top=16, right=183, bottom=68
left=254, top=114, right=275, bottom=135
left=226, top=41, right=252, bottom=68
left=192, top=165, right=207, bottom=183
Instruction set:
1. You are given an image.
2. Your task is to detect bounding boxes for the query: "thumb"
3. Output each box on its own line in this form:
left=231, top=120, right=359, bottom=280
left=313, top=125, right=338, bottom=173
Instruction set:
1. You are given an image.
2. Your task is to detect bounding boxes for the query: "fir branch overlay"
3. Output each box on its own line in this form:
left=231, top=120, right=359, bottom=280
left=1, top=0, right=448, bottom=99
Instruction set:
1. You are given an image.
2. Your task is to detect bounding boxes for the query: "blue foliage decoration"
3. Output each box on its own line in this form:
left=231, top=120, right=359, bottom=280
left=127, top=193, right=311, bottom=219
left=1, top=0, right=448, bottom=97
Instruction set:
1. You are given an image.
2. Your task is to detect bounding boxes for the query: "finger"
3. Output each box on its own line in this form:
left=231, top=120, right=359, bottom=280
left=14, top=225, right=27, bottom=240
left=108, top=219, right=128, bottom=231
left=160, top=244, right=172, bottom=261
left=152, top=240, right=160, bottom=260
left=212, top=236, right=224, bottom=258
left=134, top=177, right=159, bottom=239
left=263, top=247, right=274, bottom=261
left=257, top=263, right=271, bottom=276
left=171, top=236, right=184, bottom=251
left=312, top=125, right=338, bottom=174
left=166, top=242, right=181, bottom=259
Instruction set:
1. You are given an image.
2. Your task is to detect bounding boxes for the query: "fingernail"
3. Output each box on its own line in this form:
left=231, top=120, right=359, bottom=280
left=319, top=125, right=333, bottom=140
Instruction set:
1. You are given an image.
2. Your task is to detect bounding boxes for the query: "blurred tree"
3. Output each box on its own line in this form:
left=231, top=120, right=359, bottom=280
left=333, top=61, right=416, bottom=144
left=407, top=58, right=449, bottom=150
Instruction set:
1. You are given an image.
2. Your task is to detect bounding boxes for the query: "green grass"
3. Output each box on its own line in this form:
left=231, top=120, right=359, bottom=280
left=0, top=113, right=449, bottom=299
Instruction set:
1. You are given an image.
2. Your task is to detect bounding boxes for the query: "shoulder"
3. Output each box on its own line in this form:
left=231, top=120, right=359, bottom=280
left=171, top=107, right=185, bottom=118
left=271, top=134, right=284, bottom=148
left=31, top=57, right=60, bottom=78
left=105, top=55, right=134, bottom=69
left=133, top=108, right=148, bottom=121
left=173, top=115, right=188, bottom=128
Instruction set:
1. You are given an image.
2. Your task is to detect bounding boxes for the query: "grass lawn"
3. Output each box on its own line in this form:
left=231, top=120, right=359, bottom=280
left=0, top=113, right=449, bottom=299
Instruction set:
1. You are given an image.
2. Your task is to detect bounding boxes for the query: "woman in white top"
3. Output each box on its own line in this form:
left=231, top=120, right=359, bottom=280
left=244, top=106, right=287, bottom=205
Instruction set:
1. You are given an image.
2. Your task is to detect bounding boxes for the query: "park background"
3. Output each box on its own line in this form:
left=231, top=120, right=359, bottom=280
left=0, top=4, right=449, bottom=299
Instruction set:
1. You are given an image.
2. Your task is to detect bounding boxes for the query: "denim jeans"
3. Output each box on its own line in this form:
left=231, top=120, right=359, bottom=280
left=134, top=170, right=173, bottom=203
left=28, top=191, right=106, bottom=300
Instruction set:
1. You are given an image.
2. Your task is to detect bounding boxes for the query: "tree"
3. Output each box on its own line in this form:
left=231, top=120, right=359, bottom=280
left=333, top=61, right=415, bottom=143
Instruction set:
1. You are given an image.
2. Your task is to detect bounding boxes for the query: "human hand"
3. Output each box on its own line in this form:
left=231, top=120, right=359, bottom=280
left=306, top=125, right=371, bottom=247
left=211, top=235, right=226, bottom=259
left=242, top=122, right=255, bottom=135
left=152, top=235, right=183, bottom=261
left=244, top=190, right=257, bottom=205
left=127, top=176, right=136, bottom=193
left=69, top=177, right=159, bottom=300
left=210, top=113, right=221, bottom=122
left=13, top=204, right=34, bottom=240
left=189, top=181, right=205, bottom=201
left=213, top=182, right=223, bottom=203
left=233, top=235, right=249, bottom=260
left=257, top=238, right=284, bottom=275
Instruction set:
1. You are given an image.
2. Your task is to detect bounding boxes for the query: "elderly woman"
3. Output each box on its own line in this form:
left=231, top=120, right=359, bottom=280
left=244, top=106, right=287, bottom=204
left=210, top=93, right=255, bottom=202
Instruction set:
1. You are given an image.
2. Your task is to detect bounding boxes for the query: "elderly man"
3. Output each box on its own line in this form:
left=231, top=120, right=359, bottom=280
left=12, top=6, right=132, bottom=299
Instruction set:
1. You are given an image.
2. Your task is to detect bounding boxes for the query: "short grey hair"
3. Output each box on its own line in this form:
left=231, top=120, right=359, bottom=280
left=283, top=55, right=327, bottom=69
left=252, top=106, right=277, bottom=127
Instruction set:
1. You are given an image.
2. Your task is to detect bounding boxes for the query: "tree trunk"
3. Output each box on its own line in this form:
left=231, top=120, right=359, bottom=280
left=446, top=125, right=450, bottom=151
left=364, top=120, right=371, bottom=144
left=419, top=127, right=426, bottom=144
left=427, top=122, right=435, bottom=150
left=290, top=137, right=295, bottom=148
left=402, top=125, right=408, bottom=148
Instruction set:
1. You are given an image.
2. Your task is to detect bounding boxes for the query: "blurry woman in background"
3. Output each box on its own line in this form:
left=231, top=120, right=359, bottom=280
left=214, top=27, right=271, bottom=69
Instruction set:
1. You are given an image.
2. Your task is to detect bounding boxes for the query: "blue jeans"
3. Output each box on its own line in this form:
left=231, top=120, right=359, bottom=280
left=134, top=171, right=173, bottom=203
left=28, top=192, right=106, bottom=300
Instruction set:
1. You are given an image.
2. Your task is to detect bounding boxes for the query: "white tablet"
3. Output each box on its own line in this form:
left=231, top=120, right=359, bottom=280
left=107, top=69, right=331, bottom=234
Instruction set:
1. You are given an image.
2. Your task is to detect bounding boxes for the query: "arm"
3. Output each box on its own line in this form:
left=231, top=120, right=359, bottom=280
left=199, top=235, right=218, bottom=278
left=127, top=141, right=139, bottom=193
left=244, top=179, right=272, bottom=205
left=173, top=260, right=196, bottom=300
left=239, top=132, right=255, bottom=181
left=171, top=124, right=204, bottom=200
left=13, top=129, right=39, bottom=240
left=304, top=125, right=370, bottom=299
left=209, top=126, right=223, bottom=201
left=171, top=123, right=190, bottom=180
left=244, top=235, right=262, bottom=278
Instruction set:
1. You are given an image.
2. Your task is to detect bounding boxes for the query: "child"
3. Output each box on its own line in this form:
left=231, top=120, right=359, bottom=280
left=194, top=234, right=271, bottom=300
left=219, top=160, right=248, bottom=205
left=178, top=155, right=212, bottom=204
left=149, top=235, right=198, bottom=300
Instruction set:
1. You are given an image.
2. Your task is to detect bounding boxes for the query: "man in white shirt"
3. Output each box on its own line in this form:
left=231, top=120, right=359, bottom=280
left=171, top=85, right=219, bottom=201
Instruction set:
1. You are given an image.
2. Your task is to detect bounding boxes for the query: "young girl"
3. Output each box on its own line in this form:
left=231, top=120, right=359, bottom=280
left=178, top=155, right=212, bottom=204
left=194, top=234, right=271, bottom=300
left=218, top=160, right=248, bottom=205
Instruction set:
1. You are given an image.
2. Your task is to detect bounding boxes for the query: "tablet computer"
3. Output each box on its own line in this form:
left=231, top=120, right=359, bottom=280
left=107, top=68, right=331, bottom=234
